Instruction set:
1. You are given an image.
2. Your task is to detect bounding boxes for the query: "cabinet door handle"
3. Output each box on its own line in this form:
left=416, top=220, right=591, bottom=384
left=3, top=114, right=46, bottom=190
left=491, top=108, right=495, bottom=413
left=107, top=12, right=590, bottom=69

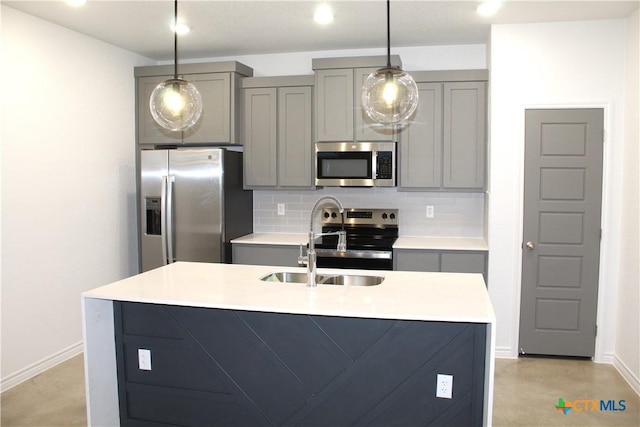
left=526, top=241, right=535, bottom=250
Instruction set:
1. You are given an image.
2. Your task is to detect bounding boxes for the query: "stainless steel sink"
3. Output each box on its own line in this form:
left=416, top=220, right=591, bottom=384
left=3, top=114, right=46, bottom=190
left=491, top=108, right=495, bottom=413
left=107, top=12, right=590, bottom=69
left=318, top=274, right=384, bottom=286
left=260, top=271, right=384, bottom=286
left=260, top=272, right=308, bottom=283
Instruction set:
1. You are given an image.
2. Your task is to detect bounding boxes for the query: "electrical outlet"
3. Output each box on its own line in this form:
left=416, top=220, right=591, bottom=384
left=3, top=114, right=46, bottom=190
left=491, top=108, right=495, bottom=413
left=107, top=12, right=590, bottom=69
left=277, top=203, right=285, bottom=216
left=426, top=205, right=435, bottom=218
left=436, top=373, right=453, bottom=399
left=138, top=348, right=152, bottom=371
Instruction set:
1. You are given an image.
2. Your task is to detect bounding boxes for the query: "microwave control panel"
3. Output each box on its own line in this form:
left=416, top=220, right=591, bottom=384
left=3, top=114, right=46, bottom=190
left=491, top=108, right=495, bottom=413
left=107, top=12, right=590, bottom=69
left=376, top=151, right=394, bottom=179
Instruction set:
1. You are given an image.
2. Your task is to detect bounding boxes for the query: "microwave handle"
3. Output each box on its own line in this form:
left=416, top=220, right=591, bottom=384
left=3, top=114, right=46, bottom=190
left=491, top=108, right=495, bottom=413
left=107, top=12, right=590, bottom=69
left=372, top=151, right=378, bottom=179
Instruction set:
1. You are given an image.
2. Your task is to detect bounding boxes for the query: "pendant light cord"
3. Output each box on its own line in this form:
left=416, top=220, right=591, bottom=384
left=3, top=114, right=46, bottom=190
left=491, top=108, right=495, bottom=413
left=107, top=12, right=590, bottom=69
left=173, top=0, right=178, bottom=79
left=386, top=0, right=391, bottom=69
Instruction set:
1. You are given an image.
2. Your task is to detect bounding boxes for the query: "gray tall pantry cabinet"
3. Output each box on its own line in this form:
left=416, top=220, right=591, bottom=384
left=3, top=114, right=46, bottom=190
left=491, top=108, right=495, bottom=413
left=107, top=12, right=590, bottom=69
left=399, top=70, right=488, bottom=190
left=135, top=61, right=253, bottom=146
left=241, top=76, right=314, bottom=189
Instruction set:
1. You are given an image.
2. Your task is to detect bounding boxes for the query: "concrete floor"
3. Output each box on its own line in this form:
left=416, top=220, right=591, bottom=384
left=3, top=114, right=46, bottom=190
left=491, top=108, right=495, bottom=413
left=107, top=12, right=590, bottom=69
left=1, top=354, right=638, bottom=426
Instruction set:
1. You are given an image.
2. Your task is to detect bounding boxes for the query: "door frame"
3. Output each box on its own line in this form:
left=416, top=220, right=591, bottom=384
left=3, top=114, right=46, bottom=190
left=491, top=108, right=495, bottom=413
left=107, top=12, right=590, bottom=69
left=512, top=103, right=612, bottom=362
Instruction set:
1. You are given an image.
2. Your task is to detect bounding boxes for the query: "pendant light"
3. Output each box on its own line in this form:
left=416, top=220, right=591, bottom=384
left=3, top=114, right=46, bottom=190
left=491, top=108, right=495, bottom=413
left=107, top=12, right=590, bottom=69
left=150, top=0, right=203, bottom=131
left=361, top=0, right=419, bottom=125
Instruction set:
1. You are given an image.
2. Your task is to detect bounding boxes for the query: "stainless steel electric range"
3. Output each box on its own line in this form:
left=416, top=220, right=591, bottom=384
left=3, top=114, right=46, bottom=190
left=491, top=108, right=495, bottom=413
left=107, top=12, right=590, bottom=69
left=314, top=208, right=399, bottom=271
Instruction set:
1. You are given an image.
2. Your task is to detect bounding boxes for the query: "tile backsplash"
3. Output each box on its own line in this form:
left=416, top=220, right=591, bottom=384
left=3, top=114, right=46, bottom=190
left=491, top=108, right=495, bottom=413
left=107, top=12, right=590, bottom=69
left=253, top=188, right=485, bottom=237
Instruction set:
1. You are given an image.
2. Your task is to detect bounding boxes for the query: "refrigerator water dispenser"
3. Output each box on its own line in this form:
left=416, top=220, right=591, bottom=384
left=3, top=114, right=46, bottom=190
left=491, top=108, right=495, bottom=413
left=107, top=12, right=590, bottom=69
left=145, top=198, right=161, bottom=235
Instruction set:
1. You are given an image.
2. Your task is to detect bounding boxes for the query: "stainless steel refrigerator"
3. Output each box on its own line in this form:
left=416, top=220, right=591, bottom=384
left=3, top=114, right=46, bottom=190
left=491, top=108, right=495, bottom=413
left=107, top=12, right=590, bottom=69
left=138, top=148, right=252, bottom=272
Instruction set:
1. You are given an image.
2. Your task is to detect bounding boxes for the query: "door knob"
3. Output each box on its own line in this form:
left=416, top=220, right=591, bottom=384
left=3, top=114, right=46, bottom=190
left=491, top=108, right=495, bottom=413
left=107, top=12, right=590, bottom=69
left=526, top=241, right=535, bottom=250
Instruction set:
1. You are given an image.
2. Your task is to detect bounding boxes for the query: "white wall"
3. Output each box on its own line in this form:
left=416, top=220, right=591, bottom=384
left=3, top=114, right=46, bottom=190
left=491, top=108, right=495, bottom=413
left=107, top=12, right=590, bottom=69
left=615, top=8, right=640, bottom=390
left=181, top=44, right=487, bottom=76
left=0, top=6, right=152, bottom=390
left=489, top=18, right=636, bottom=385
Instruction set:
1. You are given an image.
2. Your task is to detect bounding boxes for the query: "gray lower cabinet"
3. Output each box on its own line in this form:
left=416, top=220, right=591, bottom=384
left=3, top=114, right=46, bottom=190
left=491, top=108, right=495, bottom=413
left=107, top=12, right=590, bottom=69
left=135, top=62, right=252, bottom=146
left=242, top=77, right=314, bottom=189
left=114, top=301, right=486, bottom=426
left=394, top=249, right=488, bottom=283
left=394, top=249, right=441, bottom=272
left=233, top=243, right=299, bottom=267
left=399, top=73, right=487, bottom=191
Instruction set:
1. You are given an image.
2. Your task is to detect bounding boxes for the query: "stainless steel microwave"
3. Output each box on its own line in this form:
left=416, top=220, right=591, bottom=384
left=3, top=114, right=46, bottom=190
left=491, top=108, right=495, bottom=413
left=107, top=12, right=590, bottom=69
left=315, top=142, right=396, bottom=187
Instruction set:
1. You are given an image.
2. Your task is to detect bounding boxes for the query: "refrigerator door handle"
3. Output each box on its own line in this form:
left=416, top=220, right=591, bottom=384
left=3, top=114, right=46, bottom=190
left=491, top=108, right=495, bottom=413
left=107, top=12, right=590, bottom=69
left=160, top=175, right=169, bottom=265
left=166, top=175, right=175, bottom=264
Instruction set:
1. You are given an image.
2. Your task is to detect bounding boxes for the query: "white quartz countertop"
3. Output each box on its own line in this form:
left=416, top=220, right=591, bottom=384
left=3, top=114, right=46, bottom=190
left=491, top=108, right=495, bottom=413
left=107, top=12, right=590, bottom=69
left=393, top=237, right=488, bottom=251
left=231, top=233, right=488, bottom=251
left=83, top=262, right=495, bottom=324
left=231, top=233, right=307, bottom=246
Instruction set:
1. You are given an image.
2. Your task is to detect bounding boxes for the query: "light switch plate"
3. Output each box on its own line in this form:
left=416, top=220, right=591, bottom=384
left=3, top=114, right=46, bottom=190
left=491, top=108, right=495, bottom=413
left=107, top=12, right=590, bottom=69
left=277, top=203, right=286, bottom=216
left=436, top=373, right=453, bottom=399
left=138, top=348, right=152, bottom=371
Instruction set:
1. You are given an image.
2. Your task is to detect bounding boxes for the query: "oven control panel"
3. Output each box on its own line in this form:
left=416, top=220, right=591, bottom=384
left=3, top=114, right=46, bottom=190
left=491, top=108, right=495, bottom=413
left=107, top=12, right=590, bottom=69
left=321, top=208, right=399, bottom=227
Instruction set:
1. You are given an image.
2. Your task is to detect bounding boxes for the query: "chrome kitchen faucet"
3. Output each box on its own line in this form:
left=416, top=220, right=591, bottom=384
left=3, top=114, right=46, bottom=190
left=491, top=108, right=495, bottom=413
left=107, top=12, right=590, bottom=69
left=298, top=196, right=346, bottom=287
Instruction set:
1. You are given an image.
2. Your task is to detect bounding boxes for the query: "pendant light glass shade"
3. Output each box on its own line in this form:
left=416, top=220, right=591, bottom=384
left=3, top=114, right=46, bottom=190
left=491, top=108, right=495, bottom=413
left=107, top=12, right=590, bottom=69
left=361, top=0, right=419, bottom=124
left=150, top=1, right=203, bottom=132
left=362, top=67, right=419, bottom=124
left=150, top=78, right=203, bottom=131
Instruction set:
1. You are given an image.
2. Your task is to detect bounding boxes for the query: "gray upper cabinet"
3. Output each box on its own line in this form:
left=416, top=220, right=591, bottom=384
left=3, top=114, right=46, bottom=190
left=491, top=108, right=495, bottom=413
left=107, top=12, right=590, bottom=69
left=135, top=62, right=252, bottom=147
left=278, top=86, right=313, bottom=187
left=313, top=56, right=401, bottom=142
left=443, top=81, right=486, bottom=189
left=242, top=76, right=314, bottom=190
left=182, top=73, right=232, bottom=145
left=399, top=82, right=443, bottom=188
left=398, top=70, right=488, bottom=191
left=315, top=68, right=354, bottom=141
left=243, top=87, right=278, bottom=187
left=354, top=67, right=396, bottom=141
left=137, top=75, right=182, bottom=145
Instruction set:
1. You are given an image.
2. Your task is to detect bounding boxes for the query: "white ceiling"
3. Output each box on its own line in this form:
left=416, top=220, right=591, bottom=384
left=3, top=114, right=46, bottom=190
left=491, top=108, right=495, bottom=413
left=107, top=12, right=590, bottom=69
left=3, top=0, right=639, bottom=61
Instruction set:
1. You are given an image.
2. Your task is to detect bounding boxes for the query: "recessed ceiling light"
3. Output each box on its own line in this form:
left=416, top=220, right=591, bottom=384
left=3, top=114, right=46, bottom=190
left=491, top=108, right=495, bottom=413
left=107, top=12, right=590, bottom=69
left=171, top=20, right=190, bottom=35
left=66, top=0, right=87, bottom=7
left=314, top=3, right=334, bottom=25
left=476, top=0, right=502, bottom=17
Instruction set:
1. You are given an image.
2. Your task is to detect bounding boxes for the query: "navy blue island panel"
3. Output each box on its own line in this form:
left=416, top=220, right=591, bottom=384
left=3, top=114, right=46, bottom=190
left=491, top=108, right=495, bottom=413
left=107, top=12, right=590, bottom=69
left=114, top=301, right=486, bottom=426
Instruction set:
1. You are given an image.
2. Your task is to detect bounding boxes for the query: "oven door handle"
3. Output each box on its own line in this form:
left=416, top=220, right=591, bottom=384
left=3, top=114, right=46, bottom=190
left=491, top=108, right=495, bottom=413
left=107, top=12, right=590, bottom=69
left=315, top=249, right=393, bottom=260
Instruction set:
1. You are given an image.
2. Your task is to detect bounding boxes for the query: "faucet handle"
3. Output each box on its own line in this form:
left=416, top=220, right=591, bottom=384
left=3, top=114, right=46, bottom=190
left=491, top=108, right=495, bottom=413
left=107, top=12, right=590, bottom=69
left=336, top=230, right=347, bottom=252
left=298, top=243, right=308, bottom=266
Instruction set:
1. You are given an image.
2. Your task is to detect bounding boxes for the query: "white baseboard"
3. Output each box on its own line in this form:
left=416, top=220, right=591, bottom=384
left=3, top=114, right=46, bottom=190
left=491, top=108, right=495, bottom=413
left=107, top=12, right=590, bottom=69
left=1, top=341, right=83, bottom=393
left=612, top=354, right=640, bottom=395
left=494, top=346, right=517, bottom=359
left=595, top=351, right=616, bottom=364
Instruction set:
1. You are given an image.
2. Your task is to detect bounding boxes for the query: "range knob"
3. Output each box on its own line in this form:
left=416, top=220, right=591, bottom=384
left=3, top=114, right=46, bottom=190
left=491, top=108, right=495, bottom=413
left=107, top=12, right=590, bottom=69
left=390, top=213, right=396, bottom=220
left=323, top=212, right=330, bottom=218
left=331, top=212, right=337, bottom=218
left=382, top=213, right=388, bottom=220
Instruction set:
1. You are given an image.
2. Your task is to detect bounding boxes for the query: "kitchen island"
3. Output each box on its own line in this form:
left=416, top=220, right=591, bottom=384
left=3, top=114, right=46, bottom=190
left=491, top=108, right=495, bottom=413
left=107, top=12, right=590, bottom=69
left=82, top=262, right=495, bottom=426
